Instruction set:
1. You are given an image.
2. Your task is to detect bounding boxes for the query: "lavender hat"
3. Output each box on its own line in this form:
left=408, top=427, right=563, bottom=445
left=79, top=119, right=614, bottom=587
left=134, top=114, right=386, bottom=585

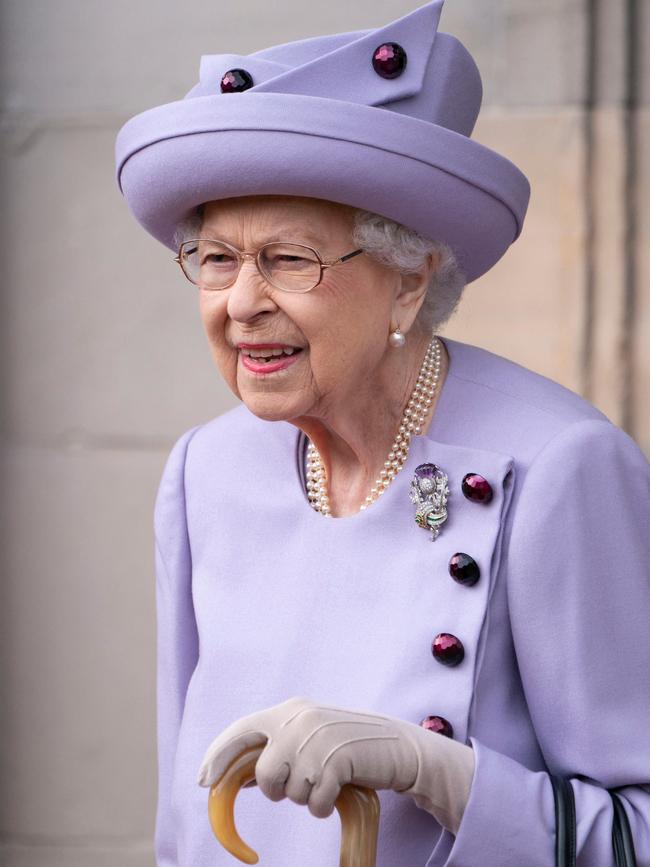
left=115, top=0, right=530, bottom=283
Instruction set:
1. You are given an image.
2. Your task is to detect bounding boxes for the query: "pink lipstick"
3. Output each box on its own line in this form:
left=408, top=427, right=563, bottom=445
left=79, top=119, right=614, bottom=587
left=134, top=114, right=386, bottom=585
left=237, top=343, right=304, bottom=375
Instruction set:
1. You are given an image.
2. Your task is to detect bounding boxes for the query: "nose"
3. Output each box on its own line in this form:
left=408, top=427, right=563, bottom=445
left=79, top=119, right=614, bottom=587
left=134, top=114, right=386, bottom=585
left=226, top=256, right=278, bottom=323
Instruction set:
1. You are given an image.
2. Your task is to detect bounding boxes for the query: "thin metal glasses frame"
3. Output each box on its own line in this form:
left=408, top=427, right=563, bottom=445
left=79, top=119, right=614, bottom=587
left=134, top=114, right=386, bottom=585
left=174, top=238, right=364, bottom=293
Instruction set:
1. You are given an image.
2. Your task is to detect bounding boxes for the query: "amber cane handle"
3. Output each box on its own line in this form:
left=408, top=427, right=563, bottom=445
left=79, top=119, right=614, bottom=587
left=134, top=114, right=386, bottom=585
left=208, top=744, right=381, bottom=866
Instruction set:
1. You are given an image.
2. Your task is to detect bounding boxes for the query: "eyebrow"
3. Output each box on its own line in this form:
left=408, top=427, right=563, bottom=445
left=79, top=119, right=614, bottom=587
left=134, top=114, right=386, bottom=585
left=200, top=227, right=327, bottom=247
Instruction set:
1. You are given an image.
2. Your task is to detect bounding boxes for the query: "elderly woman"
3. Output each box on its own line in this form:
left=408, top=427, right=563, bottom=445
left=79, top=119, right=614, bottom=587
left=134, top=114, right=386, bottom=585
left=115, top=2, right=649, bottom=865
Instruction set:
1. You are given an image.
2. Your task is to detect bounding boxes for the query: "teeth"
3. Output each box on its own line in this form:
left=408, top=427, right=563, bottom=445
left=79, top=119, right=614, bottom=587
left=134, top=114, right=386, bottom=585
left=242, top=346, right=298, bottom=358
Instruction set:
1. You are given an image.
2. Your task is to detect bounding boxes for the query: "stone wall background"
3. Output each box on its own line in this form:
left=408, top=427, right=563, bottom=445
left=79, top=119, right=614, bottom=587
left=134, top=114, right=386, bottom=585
left=0, top=1, right=647, bottom=864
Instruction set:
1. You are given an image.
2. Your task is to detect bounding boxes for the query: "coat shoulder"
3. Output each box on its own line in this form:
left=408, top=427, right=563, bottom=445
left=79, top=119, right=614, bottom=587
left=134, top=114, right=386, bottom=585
left=440, top=338, right=620, bottom=462
left=444, top=337, right=609, bottom=426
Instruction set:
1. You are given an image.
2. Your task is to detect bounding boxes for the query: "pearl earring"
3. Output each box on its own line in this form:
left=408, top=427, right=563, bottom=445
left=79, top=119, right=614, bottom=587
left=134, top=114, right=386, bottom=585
left=388, top=327, right=406, bottom=348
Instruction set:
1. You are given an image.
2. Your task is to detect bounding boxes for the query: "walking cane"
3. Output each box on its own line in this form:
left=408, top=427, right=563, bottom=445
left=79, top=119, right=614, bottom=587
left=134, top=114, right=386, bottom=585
left=208, top=743, right=381, bottom=866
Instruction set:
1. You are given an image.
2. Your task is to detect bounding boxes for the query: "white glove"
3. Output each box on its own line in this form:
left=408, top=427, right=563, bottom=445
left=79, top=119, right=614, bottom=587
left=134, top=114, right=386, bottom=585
left=197, top=696, right=475, bottom=835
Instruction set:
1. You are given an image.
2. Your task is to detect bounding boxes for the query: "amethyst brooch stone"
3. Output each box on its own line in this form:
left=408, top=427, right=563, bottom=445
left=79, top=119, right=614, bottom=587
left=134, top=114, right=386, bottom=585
left=409, top=463, right=450, bottom=541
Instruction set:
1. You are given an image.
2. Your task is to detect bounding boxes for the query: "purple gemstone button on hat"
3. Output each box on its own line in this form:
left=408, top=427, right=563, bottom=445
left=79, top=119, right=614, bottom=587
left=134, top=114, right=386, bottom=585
left=461, top=472, right=493, bottom=504
left=448, top=552, right=480, bottom=586
left=220, top=68, right=254, bottom=93
left=372, top=42, right=408, bottom=79
left=432, top=632, right=465, bottom=666
left=420, top=714, right=454, bottom=738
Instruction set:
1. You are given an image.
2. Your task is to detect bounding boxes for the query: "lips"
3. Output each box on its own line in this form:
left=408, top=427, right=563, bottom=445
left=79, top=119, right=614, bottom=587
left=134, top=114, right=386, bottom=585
left=239, top=344, right=300, bottom=360
left=237, top=343, right=305, bottom=375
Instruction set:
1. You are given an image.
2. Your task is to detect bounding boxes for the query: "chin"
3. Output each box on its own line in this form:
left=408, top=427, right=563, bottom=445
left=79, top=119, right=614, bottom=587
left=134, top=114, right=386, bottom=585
left=240, top=392, right=303, bottom=423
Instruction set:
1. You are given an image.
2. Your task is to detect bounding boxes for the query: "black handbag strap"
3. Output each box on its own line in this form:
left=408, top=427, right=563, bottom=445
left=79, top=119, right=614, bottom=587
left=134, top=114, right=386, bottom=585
left=611, top=789, right=638, bottom=867
left=552, top=774, right=637, bottom=867
left=551, top=775, right=576, bottom=867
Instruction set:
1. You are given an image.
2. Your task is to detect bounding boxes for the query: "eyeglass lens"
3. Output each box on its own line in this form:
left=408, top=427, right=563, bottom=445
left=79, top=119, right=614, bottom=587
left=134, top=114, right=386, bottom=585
left=179, top=240, right=322, bottom=292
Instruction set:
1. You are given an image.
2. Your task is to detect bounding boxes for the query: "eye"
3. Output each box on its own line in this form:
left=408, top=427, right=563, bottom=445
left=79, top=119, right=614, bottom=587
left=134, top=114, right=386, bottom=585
left=262, top=244, right=320, bottom=273
left=202, top=252, right=237, bottom=268
left=194, top=242, right=240, bottom=271
left=269, top=254, right=315, bottom=272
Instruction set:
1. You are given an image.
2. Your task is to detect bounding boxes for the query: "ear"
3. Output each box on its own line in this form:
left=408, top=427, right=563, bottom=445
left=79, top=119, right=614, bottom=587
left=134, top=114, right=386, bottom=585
left=390, top=251, right=440, bottom=333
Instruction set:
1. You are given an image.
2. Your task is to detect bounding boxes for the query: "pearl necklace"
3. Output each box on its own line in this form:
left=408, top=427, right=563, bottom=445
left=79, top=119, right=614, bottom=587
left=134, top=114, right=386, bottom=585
left=306, top=334, right=442, bottom=516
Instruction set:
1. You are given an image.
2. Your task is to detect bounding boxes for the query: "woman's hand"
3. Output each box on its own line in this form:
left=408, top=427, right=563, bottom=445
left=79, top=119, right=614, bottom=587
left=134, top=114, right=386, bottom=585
left=197, top=696, right=475, bottom=835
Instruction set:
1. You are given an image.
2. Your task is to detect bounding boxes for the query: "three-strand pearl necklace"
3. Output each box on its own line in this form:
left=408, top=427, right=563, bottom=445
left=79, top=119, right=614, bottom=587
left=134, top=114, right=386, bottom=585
left=306, top=334, right=443, bottom=516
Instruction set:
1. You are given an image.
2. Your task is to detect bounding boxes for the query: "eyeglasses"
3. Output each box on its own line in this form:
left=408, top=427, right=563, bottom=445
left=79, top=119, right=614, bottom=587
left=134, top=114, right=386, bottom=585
left=174, top=238, right=364, bottom=293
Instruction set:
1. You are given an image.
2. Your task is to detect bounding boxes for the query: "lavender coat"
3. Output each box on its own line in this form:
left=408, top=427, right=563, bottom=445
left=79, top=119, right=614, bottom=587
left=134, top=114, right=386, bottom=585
left=153, top=335, right=650, bottom=866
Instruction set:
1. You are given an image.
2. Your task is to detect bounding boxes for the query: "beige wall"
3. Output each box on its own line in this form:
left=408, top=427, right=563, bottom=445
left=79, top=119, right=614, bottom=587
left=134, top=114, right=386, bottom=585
left=1, top=1, right=647, bottom=864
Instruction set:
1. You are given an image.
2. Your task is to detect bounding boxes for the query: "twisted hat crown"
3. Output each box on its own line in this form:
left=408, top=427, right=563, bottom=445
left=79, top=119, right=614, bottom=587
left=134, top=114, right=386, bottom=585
left=186, top=0, right=482, bottom=137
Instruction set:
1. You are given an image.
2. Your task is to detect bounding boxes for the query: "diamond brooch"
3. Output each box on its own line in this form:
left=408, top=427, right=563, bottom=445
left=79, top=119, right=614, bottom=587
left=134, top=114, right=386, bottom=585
left=409, top=462, right=449, bottom=541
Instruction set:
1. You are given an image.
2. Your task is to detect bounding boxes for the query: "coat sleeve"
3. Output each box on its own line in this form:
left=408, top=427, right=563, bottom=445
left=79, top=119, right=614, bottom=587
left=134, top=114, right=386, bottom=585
left=445, top=417, right=650, bottom=866
left=153, top=424, right=203, bottom=867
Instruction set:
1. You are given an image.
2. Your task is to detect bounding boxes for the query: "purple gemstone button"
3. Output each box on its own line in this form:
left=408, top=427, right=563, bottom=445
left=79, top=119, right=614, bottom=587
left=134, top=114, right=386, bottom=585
left=462, top=472, right=493, bottom=504
left=449, top=552, right=480, bottom=586
left=220, top=68, right=254, bottom=93
left=432, top=632, right=465, bottom=667
left=372, top=42, right=408, bottom=79
left=420, top=715, right=454, bottom=738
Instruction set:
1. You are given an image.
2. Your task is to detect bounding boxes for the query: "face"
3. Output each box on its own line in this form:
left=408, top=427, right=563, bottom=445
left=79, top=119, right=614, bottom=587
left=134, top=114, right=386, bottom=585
left=196, top=195, right=424, bottom=423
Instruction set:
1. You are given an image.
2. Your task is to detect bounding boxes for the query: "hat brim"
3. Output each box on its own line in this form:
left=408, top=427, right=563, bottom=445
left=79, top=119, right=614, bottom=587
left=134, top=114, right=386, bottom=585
left=115, top=92, right=530, bottom=283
